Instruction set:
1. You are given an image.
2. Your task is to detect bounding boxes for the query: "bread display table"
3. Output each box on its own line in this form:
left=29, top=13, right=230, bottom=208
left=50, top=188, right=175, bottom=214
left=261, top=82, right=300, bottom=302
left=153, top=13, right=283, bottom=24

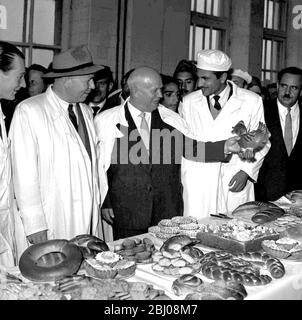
left=2, top=217, right=302, bottom=300
left=110, top=232, right=302, bottom=300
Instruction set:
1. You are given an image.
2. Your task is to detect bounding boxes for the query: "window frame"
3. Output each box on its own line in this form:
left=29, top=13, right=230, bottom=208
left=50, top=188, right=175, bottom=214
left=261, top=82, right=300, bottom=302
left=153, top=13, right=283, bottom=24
left=8, top=0, right=62, bottom=66
left=262, top=0, right=288, bottom=83
left=189, top=0, right=230, bottom=61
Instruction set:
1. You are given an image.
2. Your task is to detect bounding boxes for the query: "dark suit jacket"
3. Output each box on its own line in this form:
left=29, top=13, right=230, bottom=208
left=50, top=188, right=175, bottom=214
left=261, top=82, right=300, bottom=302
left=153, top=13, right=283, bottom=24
left=105, top=104, right=228, bottom=239
left=255, top=99, right=302, bottom=201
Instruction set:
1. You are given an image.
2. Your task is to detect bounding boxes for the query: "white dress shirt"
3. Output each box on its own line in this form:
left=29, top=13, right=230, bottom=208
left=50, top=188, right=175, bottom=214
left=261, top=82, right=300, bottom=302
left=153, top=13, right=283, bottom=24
left=277, top=100, right=300, bottom=146
left=128, top=102, right=151, bottom=132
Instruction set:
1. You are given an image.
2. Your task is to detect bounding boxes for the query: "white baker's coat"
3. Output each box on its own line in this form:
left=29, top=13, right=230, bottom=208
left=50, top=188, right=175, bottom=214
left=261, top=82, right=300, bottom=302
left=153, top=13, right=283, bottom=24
left=0, top=105, right=16, bottom=267
left=179, top=82, right=270, bottom=218
left=9, top=87, right=101, bottom=259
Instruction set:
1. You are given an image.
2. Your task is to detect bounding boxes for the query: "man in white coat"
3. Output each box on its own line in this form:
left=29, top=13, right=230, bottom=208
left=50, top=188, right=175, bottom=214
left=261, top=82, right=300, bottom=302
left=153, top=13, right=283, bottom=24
left=0, top=41, right=26, bottom=267
left=10, top=46, right=104, bottom=257
left=179, top=49, right=270, bottom=219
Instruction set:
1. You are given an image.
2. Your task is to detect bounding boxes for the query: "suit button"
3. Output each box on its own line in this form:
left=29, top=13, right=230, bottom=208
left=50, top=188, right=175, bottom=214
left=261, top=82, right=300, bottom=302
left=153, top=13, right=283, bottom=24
left=147, top=184, right=153, bottom=192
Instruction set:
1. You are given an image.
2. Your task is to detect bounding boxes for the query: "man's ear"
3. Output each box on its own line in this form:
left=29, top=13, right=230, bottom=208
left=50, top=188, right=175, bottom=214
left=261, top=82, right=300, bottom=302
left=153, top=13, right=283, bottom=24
left=109, top=82, right=114, bottom=92
left=221, top=72, right=228, bottom=83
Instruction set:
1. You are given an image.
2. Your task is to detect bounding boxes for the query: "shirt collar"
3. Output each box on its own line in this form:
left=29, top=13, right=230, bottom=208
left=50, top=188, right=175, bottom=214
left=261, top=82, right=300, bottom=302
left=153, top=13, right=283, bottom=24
left=277, top=99, right=299, bottom=114
left=127, top=101, right=152, bottom=118
left=210, top=84, right=230, bottom=102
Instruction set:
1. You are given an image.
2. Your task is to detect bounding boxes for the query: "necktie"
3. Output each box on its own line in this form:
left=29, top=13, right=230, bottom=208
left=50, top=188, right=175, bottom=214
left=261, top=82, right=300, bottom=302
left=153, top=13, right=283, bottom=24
left=68, top=104, right=78, bottom=131
left=139, top=112, right=150, bottom=151
left=213, top=95, right=221, bottom=110
left=284, top=107, right=293, bottom=156
left=92, top=105, right=100, bottom=117
left=76, top=103, right=92, bottom=161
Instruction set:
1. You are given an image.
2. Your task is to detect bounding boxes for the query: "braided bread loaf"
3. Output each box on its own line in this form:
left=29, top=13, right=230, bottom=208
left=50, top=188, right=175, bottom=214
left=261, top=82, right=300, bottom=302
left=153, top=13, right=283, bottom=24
left=200, top=251, right=285, bottom=286
left=238, top=252, right=285, bottom=279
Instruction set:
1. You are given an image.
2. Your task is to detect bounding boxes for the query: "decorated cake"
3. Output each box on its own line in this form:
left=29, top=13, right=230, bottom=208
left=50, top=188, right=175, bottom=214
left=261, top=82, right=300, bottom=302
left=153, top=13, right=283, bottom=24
left=196, top=219, right=279, bottom=253
left=83, top=251, right=136, bottom=279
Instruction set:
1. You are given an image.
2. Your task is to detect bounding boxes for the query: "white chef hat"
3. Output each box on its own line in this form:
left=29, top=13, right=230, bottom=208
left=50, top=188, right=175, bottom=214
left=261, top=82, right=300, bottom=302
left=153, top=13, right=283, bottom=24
left=231, top=68, right=252, bottom=84
left=196, top=49, right=232, bottom=72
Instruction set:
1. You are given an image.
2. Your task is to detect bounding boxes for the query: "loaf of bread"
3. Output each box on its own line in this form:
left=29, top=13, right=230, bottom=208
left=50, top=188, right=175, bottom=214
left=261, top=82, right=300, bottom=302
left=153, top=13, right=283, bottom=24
left=199, top=250, right=285, bottom=286
left=196, top=230, right=279, bottom=253
left=184, top=280, right=247, bottom=300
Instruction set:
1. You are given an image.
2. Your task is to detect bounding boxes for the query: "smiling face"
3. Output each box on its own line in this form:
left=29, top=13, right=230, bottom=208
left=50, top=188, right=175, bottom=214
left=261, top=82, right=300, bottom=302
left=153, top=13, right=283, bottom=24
left=277, top=73, right=302, bottom=108
left=196, top=69, right=227, bottom=97
left=0, top=55, right=26, bottom=100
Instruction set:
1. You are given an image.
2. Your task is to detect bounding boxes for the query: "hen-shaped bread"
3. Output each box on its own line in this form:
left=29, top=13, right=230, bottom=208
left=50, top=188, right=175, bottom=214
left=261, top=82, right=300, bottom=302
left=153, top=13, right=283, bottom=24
left=232, top=120, right=270, bottom=162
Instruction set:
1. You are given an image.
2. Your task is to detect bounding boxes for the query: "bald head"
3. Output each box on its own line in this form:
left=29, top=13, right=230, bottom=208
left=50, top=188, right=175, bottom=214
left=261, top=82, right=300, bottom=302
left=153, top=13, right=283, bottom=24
left=128, top=67, right=163, bottom=112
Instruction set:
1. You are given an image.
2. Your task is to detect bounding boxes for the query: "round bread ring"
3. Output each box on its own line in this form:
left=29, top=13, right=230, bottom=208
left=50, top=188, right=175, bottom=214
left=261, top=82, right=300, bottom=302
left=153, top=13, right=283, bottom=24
left=19, top=239, right=83, bottom=282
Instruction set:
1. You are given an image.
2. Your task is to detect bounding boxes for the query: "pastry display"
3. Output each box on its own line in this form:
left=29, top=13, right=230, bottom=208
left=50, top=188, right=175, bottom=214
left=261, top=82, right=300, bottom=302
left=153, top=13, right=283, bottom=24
left=19, top=239, right=83, bottom=282
left=114, top=237, right=155, bottom=264
left=0, top=281, right=63, bottom=300
left=83, top=251, right=136, bottom=279
left=184, top=280, right=247, bottom=300
left=56, top=275, right=171, bottom=300
left=152, top=235, right=204, bottom=277
left=196, top=219, right=279, bottom=253
left=262, top=237, right=302, bottom=260
left=232, top=201, right=284, bottom=224
left=200, top=251, right=285, bottom=286
left=266, top=215, right=302, bottom=233
left=148, top=216, right=201, bottom=240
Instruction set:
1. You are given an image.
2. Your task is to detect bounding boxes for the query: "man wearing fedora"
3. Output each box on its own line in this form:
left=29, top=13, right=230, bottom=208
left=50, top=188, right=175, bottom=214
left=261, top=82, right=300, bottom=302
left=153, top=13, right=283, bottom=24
left=180, top=49, right=270, bottom=220
left=9, top=45, right=103, bottom=255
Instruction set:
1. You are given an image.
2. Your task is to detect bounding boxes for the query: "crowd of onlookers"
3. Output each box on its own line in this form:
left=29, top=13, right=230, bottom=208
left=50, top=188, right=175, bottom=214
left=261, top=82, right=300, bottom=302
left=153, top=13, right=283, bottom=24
left=0, top=57, right=288, bottom=132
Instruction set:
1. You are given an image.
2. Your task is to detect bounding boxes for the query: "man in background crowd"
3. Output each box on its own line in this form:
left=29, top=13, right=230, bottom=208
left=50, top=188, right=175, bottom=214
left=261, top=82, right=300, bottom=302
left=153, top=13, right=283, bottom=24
left=103, top=68, right=135, bottom=111
left=255, top=67, right=302, bottom=201
left=27, top=64, right=48, bottom=97
left=231, top=68, right=252, bottom=89
left=173, top=59, right=197, bottom=100
left=86, top=66, right=114, bottom=117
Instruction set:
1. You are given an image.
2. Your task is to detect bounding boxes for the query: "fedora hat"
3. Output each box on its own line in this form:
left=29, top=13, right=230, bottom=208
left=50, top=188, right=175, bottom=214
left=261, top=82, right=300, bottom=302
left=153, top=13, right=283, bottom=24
left=43, top=45, right=104, bottom=78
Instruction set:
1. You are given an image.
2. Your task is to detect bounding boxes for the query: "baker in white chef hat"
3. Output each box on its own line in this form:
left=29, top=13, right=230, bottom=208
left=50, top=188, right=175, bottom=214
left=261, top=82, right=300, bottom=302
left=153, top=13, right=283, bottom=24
left=195, top=49, right=232, bottom=110
left=231, top=68, right=252, bottom=89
